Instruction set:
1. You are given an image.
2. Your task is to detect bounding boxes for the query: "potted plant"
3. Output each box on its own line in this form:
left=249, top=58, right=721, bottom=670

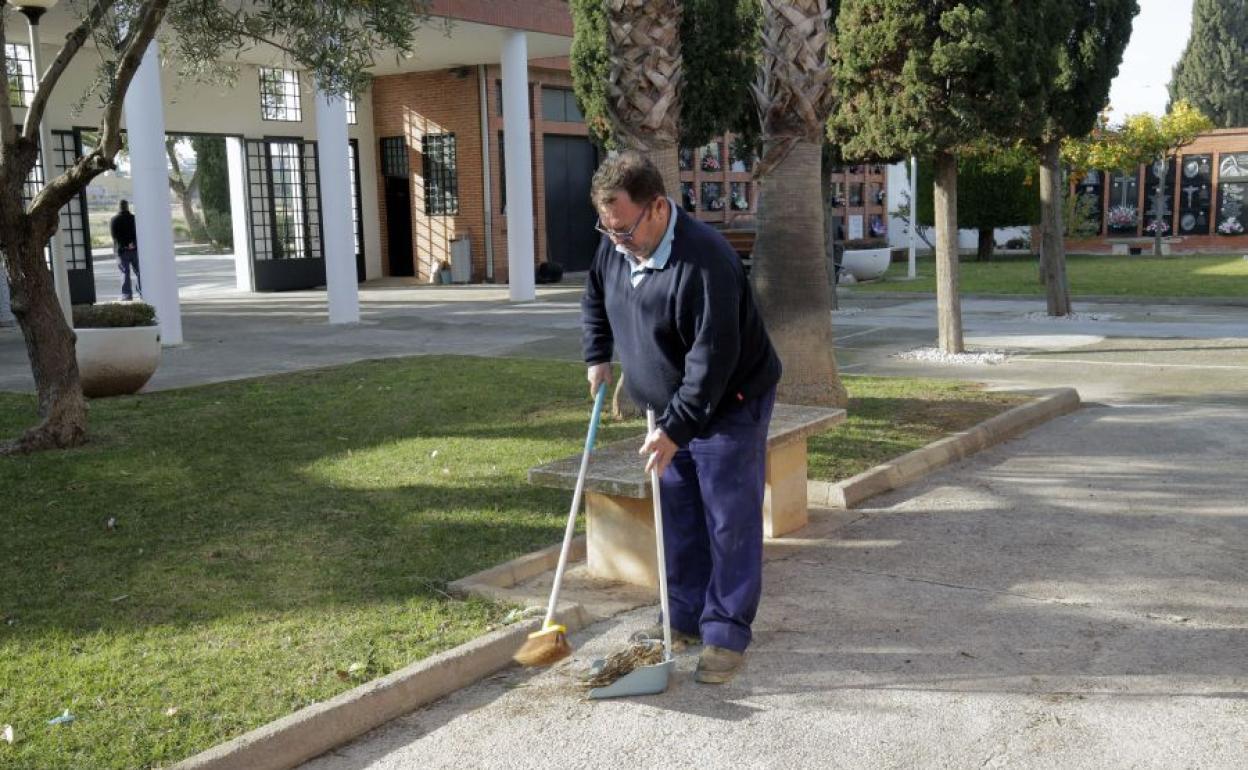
left=71, top=301, right=161, bottom=398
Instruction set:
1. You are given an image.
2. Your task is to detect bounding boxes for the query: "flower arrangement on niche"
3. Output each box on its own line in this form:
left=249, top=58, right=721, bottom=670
left=1217, top=217, right=1244, bottom=235
left=701, top=152, right=721, bottom=172
left=1107, top=205, right=1138, bottom=228
left=1144, top=219, right=1170, bottom=236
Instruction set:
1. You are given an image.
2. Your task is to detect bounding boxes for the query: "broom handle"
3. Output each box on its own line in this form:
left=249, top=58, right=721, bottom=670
left=543, top=385, right=606, bottom=629
left=647, top=409, right=673, bottom=664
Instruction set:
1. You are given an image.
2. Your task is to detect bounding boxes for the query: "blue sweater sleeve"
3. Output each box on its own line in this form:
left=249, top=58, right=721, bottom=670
left=581, top=240, right=614, bottom=366
left=658, top=261, right=741, bottom=446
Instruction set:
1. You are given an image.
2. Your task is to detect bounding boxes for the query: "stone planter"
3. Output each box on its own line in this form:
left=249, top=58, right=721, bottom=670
left=841, top=248, right=892, bottom=282
left=75, top=326, right=161, bottom=398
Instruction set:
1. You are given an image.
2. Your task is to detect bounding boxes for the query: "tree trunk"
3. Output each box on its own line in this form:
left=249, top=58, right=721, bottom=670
left=1039, top=140, right=1071, bottom=317
left=179, top=190, right=208, bottom=243
left=933, top=151, right=964, bottom=354
left=752, top=139, right=847, bottom=407
left=1, top=236, right=88, bottom=454
left=976, top=227, right=994, bottom=262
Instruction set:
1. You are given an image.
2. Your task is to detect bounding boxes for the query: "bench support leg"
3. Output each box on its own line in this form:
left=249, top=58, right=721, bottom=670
left=764, top=440, right=809, bottom=538
left=586, top=491, right=659, bottom=587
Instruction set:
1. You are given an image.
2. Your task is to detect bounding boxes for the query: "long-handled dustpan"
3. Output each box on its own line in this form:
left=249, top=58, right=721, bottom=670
left=589, top=408, right=675, bottom=699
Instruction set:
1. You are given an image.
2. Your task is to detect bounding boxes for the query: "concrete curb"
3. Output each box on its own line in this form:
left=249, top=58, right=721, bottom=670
left=809, top=388, right=1080, bottom=509
left=447, top=536, right=585, bottom=594
left=174, top=601, right=590, bottom=770
left=847, top=290, right=1248, bottom=308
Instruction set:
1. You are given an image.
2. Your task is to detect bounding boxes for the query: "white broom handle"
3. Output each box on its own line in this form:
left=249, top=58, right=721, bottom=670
left=544, top=385, right=606, bottom=628
left=647, top=409, right=673, bottom=663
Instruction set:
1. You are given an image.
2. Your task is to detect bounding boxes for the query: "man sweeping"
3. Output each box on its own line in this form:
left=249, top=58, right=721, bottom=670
left=582, top=151, right=781, bottom=684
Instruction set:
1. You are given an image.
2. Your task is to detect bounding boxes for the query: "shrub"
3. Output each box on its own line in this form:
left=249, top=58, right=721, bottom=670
left=73, top=302, right=158, bottom=328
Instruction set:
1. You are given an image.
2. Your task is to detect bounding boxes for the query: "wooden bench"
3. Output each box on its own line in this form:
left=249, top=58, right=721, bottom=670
left=719, top=229, right=755, bottom=275
left=528, top=404, right=846, bottom=587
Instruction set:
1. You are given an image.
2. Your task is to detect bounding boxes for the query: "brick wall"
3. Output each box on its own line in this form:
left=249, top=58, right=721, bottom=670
left=372, top=64, right=592, bottom=284
left=371, top=69, right=485, bottom=282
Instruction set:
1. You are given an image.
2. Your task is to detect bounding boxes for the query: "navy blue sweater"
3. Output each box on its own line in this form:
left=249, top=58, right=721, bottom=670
left=581, top=208, right=782, bottom=447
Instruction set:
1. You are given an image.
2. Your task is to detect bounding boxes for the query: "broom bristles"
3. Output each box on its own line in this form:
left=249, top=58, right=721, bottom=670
left=513, top=625, right=572, bottom=667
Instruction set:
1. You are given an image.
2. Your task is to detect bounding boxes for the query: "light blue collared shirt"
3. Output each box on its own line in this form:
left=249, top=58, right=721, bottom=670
left=617, top=197, right=677, bottom=287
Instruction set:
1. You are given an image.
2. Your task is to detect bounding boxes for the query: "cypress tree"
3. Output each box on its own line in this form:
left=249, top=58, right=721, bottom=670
left=1169, top=0, right=1248, bottom=128
left=191, top=136, right=233, bottom=251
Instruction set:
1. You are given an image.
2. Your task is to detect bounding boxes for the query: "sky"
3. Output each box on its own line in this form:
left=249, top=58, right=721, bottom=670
left=1105, top=0, right=1195, bottom=124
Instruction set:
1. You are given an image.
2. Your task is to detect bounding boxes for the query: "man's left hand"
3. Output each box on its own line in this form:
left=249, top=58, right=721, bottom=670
left=640, top=427, right=677, bottom=477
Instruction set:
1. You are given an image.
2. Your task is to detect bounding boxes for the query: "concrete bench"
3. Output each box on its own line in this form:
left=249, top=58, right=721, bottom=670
left=528, top=403, right=846, bottom=587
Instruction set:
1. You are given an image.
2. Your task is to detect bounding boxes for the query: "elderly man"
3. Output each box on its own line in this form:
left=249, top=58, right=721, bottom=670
left=581, top=151, right=781, bottom=684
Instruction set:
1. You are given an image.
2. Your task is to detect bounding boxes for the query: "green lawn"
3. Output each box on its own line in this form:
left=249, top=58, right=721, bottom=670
left=0, top=358, right=1019, bottom=769
left=859, top=252, right=1248, bottom=298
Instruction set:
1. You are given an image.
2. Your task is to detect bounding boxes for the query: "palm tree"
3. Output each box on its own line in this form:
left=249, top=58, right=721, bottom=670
left=750, top=0, right=847, bottom=407
left=603, top=0, right=683, bottom=193
left=584, top=0, right=684, bottom=416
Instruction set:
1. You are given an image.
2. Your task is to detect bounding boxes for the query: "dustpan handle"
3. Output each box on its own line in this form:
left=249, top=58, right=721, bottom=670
left=646, top=408, right=673, bottom=663
left=543, top=385, right=606, bottom=629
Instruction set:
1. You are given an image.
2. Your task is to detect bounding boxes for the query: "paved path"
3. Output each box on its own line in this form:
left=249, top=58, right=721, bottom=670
left=302, top=401, right=1248, bottom=769
left=5, top=261, right=1247, bottom=767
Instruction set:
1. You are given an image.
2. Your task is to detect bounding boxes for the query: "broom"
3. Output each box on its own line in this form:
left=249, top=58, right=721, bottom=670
left=513, top=385, right=606, bottom=667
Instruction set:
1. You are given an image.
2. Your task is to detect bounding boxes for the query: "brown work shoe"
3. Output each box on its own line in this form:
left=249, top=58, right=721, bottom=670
left=695, top=645, right=745, bottom=684
left=629, top=624, right=701, bottom=652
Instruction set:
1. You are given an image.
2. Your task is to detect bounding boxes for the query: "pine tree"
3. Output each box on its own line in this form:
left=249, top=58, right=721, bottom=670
left=191, top=136, right=233, bottom=251
left=829, top=1, right=1053, bottom=353
left=1169, top=0, right=1248, bottom=128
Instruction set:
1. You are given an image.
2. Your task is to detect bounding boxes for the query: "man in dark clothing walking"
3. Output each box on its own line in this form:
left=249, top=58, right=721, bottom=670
left=582, top=151, right=782, bottom=684
left=110, top=200, right=140, bottom=301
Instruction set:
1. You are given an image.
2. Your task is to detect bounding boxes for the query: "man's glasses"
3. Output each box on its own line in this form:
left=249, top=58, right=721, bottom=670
left=594, top=199, right=655, bottom=242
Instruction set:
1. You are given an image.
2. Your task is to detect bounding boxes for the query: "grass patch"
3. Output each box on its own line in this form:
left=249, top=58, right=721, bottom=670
left=1, top=358, right=1020, bottom=768
left=859, top=252, right=1248, bottom=298
left=808, top=376, right=1025, bottom=482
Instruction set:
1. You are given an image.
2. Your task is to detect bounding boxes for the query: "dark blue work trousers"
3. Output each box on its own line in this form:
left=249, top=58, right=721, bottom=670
left=658, top=386, right=775, bottom=652
left=117, top=247, right=141, bottom=300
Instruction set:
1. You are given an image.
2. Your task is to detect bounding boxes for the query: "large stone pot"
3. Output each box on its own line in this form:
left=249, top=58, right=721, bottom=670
left=840, top=248, right=892, bottom=282
left=75, top=326, right=161, bottom=398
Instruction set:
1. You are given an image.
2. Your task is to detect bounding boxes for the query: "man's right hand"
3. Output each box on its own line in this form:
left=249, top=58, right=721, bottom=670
left=587, top=362, right=612, bottom=398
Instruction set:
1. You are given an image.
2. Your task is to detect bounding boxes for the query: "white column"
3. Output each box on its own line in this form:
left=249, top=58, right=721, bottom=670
left=122, top=43, right=182, bottom=345
left=26, top=27, right=71, bottom=322
left=225, top=137, right=254, bottom=292
left=501, top=31, right=535, bottom=302
left=315, top=90, right=360, bottom=324
left=908, top=155, right=918, bottom=279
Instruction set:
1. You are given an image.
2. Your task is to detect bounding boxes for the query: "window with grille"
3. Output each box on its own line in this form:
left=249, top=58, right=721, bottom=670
left=380, top=136, right=408, bottom=178
left=259, top=67, right=302, bottom=122
left=349, top=139, right=363, bottom=258
left=52, top=131, right=91, bottom=271
left=345, top=92, right=358, bottom=125
left=5, top=43, right=34, bottom=108
left=245, top=139, right=323, bottom=261
left=422, top=133, right=458, bottom=215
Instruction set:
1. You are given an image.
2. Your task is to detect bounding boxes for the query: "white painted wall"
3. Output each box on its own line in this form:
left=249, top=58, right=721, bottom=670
left=886, top=161, right=1032, bottom=252
left=24, top=41, right=383, bottom=280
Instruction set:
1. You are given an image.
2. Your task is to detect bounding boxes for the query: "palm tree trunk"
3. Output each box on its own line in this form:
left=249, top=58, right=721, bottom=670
left=1039, top=140, right=1071, bottom=316
left=933, top=151, right=964, bottom=353
left=753, top=139, right=847, bottom=407
left=1, top=236, right=88, bottom=454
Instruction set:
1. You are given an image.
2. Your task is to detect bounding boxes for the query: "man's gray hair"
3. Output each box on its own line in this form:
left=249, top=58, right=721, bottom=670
left=590, top=150, right=666, bottom=208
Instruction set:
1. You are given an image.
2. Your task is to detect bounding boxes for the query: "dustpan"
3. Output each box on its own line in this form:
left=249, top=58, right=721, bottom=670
left=589, top=408, right=674, bottom=699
